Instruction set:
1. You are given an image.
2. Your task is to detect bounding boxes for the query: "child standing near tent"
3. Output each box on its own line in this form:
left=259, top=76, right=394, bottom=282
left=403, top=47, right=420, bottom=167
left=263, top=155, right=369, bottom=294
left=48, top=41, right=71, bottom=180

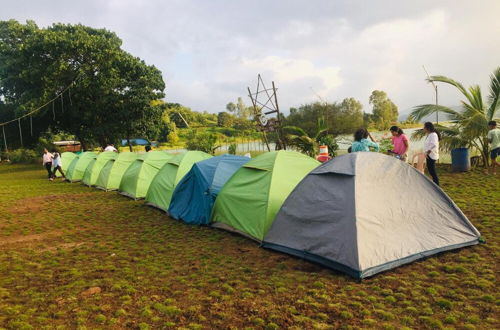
left=52, top=151, right=65, bottom=179
left=351, top=128, right=379, bottom=152
left=388, top=126, right=409, bottom=161
left=423, top=122, right=440, bottom=185
left=42, top=148, right=54, bottom=181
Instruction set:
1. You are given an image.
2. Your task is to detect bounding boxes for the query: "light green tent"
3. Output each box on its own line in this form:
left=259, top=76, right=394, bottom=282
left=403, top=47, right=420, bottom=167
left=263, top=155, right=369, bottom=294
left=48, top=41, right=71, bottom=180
left=145, top=151, right=213, bottom=211
left=119, top=151, right=173, bottom=199
left=61, top=152, right=77, bottom=173
left=65, top=152, right=98, bottom=182
left=95, top=152, right=139, bottom=191
left=65, top=155, right=80, bottom=179
left=211, top=151, right=319, bottom=241
left=82, top=152, right=118, bottom=186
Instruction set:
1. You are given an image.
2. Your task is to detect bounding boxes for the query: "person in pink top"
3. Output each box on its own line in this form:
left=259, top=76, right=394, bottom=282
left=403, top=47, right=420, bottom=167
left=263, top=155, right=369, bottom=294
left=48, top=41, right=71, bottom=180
left=42, top=148, right=54, bottom=180
left=389, top=126, right=409, bottom=161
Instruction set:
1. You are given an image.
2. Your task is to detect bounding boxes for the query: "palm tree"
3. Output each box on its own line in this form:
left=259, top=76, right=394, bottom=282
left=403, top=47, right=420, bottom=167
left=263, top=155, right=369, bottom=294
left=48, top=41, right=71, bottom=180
left=282, top=117, right=338, bottom=157
left=410, top=67, right=500, bottom=166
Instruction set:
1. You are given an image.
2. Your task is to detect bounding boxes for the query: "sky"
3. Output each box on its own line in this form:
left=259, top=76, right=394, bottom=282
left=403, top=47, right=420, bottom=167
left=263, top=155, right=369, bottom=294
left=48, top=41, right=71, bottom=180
left=1, top=0, right=499, bottom=116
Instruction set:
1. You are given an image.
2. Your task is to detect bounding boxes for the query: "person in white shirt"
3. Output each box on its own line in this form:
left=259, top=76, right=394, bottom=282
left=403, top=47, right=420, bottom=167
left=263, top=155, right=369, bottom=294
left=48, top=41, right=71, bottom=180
left=423, top=122, right=440, bottom=185
left=42, top=148, right=54, bottom=180
left=104, top=144, right=118, bottom=152
left=52, top=151, right=65, bottom=179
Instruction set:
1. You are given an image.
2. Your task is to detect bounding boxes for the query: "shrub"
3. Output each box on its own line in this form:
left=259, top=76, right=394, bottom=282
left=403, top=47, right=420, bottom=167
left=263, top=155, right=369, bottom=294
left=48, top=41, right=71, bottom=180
left=167, top=131, right=179, bottom=145
left=228, top=143, right=237, bottom=155
left=185, top=130, right=219, bottom=154
left=6, top=149, right=39, bottom=164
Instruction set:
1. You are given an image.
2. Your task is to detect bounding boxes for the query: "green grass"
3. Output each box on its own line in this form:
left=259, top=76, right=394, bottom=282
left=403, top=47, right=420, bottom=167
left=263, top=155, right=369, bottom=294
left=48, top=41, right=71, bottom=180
left=0, top=164, right=498, bottom=328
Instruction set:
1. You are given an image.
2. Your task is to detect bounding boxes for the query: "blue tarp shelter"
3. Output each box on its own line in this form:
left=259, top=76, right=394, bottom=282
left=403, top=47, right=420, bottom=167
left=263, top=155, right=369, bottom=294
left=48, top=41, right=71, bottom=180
left=168, top=154, right=250, bottom=225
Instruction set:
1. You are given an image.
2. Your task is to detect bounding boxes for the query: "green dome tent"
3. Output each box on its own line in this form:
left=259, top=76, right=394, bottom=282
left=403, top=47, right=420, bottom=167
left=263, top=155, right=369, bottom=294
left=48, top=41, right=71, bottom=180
left=65, top=152, right=97, bottom=182
left=119, top=151, right=173, bottom=199
left=262, top=153, right=481, bottom=279
left=65, top=155, right=80, bottom=179
left=211, top=151, right=320, bottom=241
left=145, top=151, right=213, bottom=211
left=95, top=152, right=139, bottom=191
left=82, top=152, right=118, bottom=186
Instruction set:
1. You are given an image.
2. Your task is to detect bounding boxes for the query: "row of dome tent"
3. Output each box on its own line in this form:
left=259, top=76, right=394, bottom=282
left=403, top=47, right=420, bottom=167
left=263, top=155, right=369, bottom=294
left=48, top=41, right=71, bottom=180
left=59, top=150, right=481, bottom=279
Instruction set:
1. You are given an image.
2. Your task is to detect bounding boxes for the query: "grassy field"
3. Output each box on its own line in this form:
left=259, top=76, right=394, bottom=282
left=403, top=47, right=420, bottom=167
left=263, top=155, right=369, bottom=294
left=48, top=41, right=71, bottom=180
left=0, top=164, right=498, bottom=329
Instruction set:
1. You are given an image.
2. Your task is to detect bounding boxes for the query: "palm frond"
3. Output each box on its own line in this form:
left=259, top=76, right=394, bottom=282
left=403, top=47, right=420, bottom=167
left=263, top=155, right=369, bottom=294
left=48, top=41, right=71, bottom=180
left=429, top=75, right=475, bottom=106
left=410, top=128, right=425, bottom=141
left=287, top=135, right=316, bottom=157
left=409, top=104, right=460, bottom=122
left=439, top=135, right=471, bottom=151
left=467, top=85, right=484, bottom=113
left=487, top=67, right=500, bottom=120
left=410, top=125, right=459, bottom=141
left=459, top=112, right=489, bottom=138
left=282, top=126, right=309, bottom=137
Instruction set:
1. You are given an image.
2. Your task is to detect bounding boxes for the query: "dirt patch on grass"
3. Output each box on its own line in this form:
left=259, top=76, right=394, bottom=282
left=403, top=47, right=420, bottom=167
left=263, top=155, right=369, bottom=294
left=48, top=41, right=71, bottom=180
left=39, top=242, right=86, bottom=252
left=0, top=230, right=64, bottom=247
left=9, top=193, right=96, bottom=215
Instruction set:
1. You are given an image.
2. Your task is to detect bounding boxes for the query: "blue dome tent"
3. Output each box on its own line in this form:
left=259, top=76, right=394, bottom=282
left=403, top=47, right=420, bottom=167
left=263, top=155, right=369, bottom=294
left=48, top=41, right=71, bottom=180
left=168, top=154, right=250, bottom=225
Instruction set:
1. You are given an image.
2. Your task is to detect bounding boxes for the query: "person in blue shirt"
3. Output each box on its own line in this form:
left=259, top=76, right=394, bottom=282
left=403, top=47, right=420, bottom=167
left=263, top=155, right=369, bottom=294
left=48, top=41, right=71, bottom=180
left=351, top=128, right=379, bottom=152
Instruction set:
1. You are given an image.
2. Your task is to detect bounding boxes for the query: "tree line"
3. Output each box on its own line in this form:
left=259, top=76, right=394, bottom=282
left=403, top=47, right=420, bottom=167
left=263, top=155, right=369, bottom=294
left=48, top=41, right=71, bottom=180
left=0, top=20, right=400, bottom=154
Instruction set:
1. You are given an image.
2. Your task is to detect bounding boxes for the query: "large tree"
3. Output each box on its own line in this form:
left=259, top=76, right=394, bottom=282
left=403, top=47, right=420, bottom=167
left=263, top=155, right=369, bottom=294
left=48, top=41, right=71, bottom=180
left=410, top=68, right=500, bottom=166
left=369, top=90, right=398, bottom=130
left=0, top=20, right=165, bottom=149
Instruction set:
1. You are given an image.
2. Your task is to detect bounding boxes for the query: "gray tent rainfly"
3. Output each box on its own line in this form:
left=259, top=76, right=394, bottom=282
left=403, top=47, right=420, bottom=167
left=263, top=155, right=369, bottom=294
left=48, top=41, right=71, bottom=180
left=262, top=152, right=481, bottom=279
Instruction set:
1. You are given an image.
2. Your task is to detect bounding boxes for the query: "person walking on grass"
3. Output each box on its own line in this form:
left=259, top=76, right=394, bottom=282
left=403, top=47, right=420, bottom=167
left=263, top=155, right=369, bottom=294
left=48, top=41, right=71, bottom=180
left=42, top=148, right=54, bottom=181
left=388, top=126, right=409, bottom=161
left=423, top=122, right=440, bottom=185
left=52, top=151, right=65, bottom=179
left=487, top=120, right=500, bottom=175
left=351, top=128, right=379, bottom=152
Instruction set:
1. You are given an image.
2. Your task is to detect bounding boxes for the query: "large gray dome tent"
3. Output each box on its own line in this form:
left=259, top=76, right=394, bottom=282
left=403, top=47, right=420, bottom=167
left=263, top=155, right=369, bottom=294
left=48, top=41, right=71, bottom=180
left=262, top=152, right=481, bottom=279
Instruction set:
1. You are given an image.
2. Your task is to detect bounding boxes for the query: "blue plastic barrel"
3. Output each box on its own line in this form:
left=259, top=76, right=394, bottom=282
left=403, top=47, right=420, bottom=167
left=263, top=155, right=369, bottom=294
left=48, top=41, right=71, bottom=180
left=451, top=148, right=470, bottom=172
